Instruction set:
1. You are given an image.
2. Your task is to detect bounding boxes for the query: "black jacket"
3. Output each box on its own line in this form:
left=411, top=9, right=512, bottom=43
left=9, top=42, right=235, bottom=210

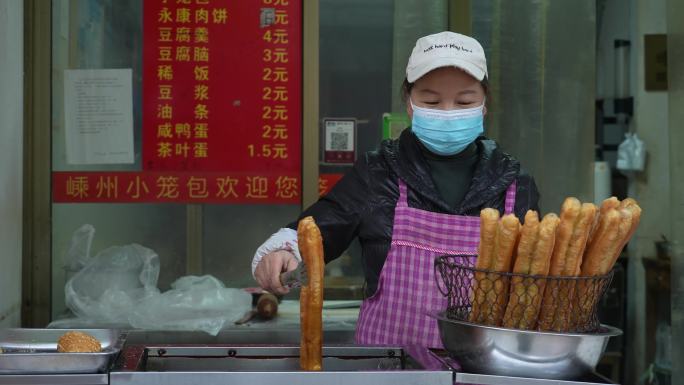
left=288, top=129, right=540, bottom=297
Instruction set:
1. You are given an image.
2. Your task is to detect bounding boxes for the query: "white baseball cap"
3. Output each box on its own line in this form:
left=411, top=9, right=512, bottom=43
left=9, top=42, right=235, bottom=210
left=406, top=31, right=488, bottom=83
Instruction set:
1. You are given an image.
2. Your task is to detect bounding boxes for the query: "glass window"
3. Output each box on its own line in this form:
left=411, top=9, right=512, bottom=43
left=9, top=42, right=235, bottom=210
left=49, top=0, right=448, bottom=319
left=50, top=0, right=301, bottom=318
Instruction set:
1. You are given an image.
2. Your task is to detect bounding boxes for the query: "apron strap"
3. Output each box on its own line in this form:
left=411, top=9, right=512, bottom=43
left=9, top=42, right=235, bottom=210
left=397, top=179, right=409, bottom=207
left=504, top=180, right=517, bottom=215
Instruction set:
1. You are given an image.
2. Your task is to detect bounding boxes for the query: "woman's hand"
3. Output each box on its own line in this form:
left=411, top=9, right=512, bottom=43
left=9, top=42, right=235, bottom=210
left=254, top=249, right=299, bottom=295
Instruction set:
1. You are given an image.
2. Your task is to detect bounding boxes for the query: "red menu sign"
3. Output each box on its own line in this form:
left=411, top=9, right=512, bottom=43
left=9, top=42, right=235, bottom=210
left=53, top=0, right=302, bottom=205
left=143, top=0, right=301, bottom=174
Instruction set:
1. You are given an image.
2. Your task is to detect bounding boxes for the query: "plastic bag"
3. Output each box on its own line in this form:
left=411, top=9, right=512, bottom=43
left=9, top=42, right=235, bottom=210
left=617, top=132, right=646, bottom=171
left=65, top=244, right=160, bottom=323
left=129, top=275, right=252, bottom=336
left=58, top=225, right=250, bottom=335
left=63, top=224, right=95, bottom=271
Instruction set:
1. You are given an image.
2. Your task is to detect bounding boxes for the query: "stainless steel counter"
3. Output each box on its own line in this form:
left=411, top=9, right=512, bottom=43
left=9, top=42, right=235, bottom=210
left=2, top=309, right=620, bottom=385
left=109, top=345, right=454, bottom=385
left=0, top=331, right=620, bottom=385
left=0, top=374, right=108, bottom=385
left=107, top=343, right=617, bottom=385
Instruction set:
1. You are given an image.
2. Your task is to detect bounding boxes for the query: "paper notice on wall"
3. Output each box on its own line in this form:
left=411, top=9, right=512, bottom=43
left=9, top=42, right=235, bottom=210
left=64, top=69, right=134, bottom=165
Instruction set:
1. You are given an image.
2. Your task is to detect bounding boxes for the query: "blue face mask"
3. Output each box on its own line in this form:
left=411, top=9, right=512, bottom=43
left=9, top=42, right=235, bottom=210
left=411, top=101, right=485, bottom=156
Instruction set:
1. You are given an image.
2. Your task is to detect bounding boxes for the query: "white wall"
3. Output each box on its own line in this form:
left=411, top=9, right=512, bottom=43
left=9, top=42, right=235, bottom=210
left=629, top=0, right=669, bottom=381
left=633, top=0, right=670, bottom=261
left=599, top=0, right=671, bottom=382
left=0, top=0, right=23, bottom=328
left=667, top=0, right=684, bottom=382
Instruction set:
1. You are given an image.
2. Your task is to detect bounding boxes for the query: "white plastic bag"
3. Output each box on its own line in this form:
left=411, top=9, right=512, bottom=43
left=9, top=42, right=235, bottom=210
left=57, top=226, right=250, bottom=335
left=129, top=275, right=251, bottom=336
left=616, top=132, right=646, bottom=171
left=65, top=244, right=160, bottom=323
left=63, top=224, right=95, bottom=271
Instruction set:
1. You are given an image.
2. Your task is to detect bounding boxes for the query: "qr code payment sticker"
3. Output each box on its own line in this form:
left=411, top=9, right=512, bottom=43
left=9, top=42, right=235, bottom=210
left=330, top=132, right=349, bottom=151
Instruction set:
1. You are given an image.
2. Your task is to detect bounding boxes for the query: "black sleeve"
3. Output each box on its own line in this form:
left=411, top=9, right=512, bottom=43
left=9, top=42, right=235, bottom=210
left=513, top=170, right=541, bottom=220
left=286, top=156, right=372, bottom=264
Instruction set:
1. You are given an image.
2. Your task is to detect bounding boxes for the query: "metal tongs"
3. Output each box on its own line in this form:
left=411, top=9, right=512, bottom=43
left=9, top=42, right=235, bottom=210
left=279, top=261, right=308, bottom=288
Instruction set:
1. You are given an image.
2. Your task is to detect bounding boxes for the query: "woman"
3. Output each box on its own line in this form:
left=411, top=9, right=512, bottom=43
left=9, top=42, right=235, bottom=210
left=252, top=31, right=540, bottom=348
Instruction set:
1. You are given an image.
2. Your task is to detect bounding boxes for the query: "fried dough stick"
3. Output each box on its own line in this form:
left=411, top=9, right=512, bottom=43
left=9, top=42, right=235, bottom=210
left=538, top=200, right=596, bottom=331
left=470, top=210, right=520, bottom=326
left=504, top=212, right=559, bottom=329
left=298, top=217, right=324, bottom=371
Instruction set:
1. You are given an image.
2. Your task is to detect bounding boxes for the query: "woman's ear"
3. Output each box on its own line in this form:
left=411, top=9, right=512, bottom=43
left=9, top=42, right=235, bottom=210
left=406, top=99, right=414, bottom=120
left=483, top=105, right=487, bottom=116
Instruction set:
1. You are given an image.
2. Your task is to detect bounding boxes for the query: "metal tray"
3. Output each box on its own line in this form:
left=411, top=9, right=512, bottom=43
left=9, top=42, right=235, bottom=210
left=0, top=329, right=124, bottom=374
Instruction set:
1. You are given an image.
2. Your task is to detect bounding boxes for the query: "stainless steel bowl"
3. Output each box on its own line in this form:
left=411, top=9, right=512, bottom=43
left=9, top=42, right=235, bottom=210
left=432, top=311, right=622, bottom=380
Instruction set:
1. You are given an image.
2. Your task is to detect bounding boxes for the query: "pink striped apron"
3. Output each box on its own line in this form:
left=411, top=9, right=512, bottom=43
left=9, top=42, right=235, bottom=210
left=355, top=178, right=517, bottom=348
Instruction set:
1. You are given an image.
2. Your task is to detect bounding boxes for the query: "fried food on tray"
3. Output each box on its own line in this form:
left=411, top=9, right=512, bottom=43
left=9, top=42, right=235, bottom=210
left=57, top=331, right=102, bottom=353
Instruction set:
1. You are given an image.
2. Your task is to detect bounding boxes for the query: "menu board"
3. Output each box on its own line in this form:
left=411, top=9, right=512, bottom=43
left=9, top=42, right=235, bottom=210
left=53, top=0, right=303, bottom=204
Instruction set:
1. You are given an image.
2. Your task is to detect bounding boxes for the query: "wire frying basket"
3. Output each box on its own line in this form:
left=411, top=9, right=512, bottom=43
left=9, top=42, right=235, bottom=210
left=434, top=255, right=614, bottom=333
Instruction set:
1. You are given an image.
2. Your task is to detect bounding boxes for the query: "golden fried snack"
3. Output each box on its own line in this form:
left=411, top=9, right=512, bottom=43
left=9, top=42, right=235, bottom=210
left=574, top=200, right=641, bottom=330
left=600, top=199, right=641, bottom=272
left=538, top=202, right=597, bottom=331
left=504, top=212, right=559, bottom=329
left=588, top=197, right=619, bottom=245
left=298, top=216, right=324, bottom=371
left=57, top=331, right=101, bottom=353
left=564, top=203, right=599, bottom=276
left=512, top=211, right=541, bottom=273
left=480, top=214, right=520, bottom=326
left=469, top=208, right=500, bottom=324
left=616, top=199, right=642, bottom=262
left=619, top=198, right=637, bottom=209
left=475, top=209, right=500, bottom=270
left=530, top=214, right=559, bottom=274
left=581, top=209, right=621, bottom=276
left=548, top=198, right=581, bottom=276
left=493, top=214, right=521, bottom=272
left=600, top=197, right=620, bottom=215
left=521, top=213, right=559, bottom=329
left=598, top=208, right=633, bottom=274
left=503, top=211, right=539, bottom=328
left=623, top=203, right=641, bottom=242
left=571, top=208, right=622, bottom=330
